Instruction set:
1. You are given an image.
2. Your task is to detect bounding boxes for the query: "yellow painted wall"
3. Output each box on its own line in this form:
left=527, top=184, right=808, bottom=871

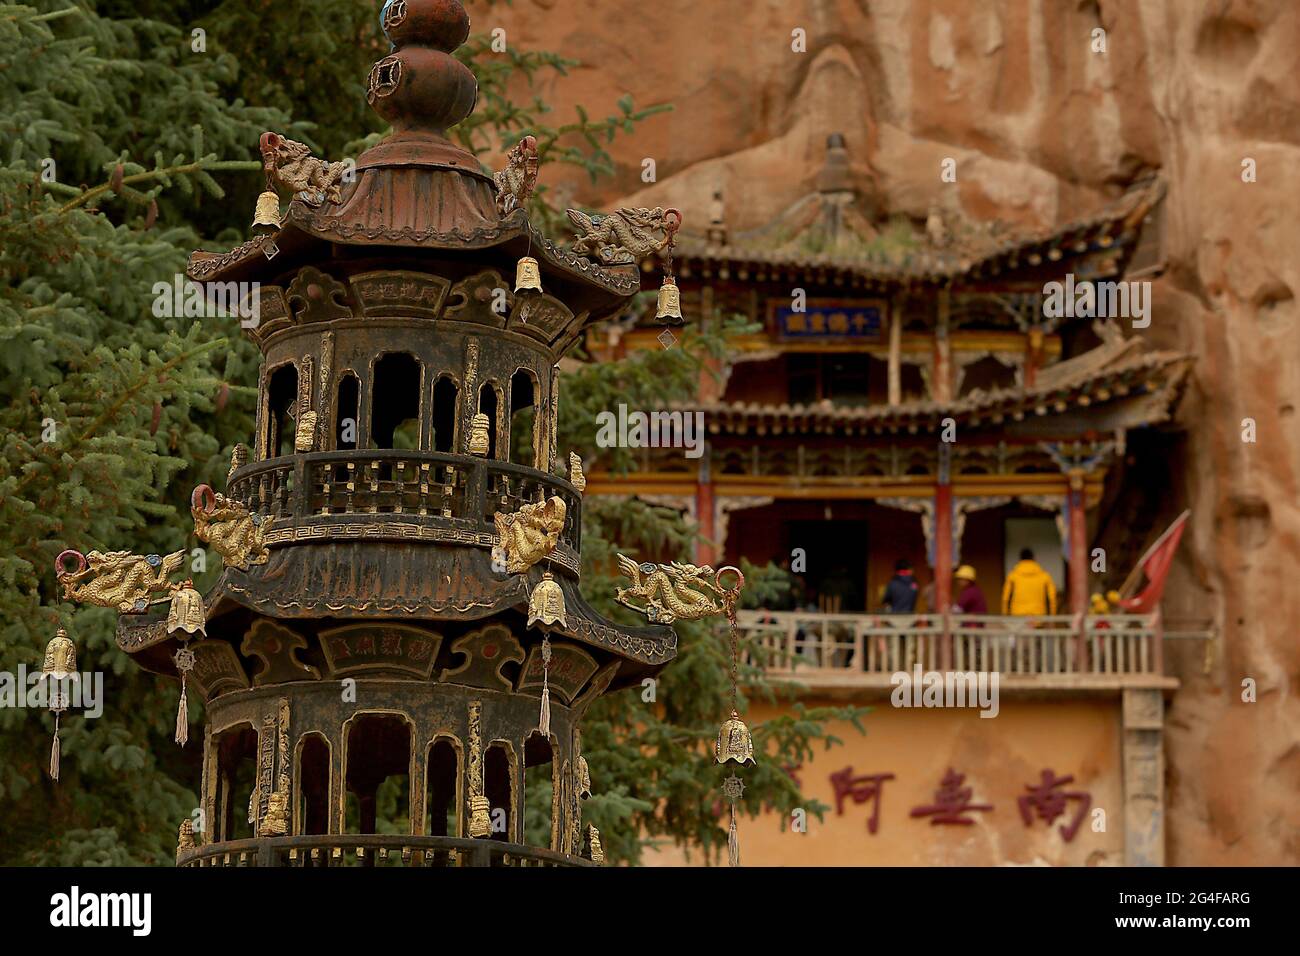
left=646, top=698, right=1125, bottom=866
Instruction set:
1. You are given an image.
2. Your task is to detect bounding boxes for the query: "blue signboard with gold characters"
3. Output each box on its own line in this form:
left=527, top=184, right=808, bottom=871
left=770, top=298, right=886, bottom=340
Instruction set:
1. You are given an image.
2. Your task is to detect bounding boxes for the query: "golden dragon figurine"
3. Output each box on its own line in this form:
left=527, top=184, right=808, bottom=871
left=565, top=206, right=677, bottom=265
left=260, top=131, right=348, bottom=207
left=615, top=554, right=744, bottom=625
left=191, top=485, right=269, bottom=571
left=55, top=548, right=186, bottom=613
left=494, top=134, right=539, bottom=217
left=493, top=496, right=566, bottom=574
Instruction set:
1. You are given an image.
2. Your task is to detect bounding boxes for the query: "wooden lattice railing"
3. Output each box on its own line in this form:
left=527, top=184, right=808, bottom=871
left=736, top=610, right=1165, bottom=677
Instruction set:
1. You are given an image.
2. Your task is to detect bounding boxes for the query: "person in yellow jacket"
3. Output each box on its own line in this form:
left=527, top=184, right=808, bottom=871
left=1002, top=548, right=1058, bottom=615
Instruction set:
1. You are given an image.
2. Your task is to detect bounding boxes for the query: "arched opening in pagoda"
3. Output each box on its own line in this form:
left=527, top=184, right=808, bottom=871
left=509, top=368, right=538, bottom=467
left=212, top=723, right=259, bottom=842
left=523, top=731, right=557, bottom=850
left=335, top=372, right=360, bottom=451
left=344, top=713, right=412, bottom=837
left=432, top=375, right=459, bottom=453
left=478, top=382, right=500, bottom=459
left=425, top=736, right=461, bottom=837
left=484, top=741, right=516, bottom=842
left=371, top=352, right=422, bottom=451
left=266, top=363, right=298, bottom=459
left=295, top=733, right=331, bottom=837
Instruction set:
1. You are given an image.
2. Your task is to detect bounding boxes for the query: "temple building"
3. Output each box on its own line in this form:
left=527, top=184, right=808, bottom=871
left=590, top=135, right=1197, bottom=866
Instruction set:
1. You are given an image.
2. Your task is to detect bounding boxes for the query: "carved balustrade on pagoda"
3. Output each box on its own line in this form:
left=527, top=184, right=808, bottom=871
left=227, top=449, right=584, bottom=572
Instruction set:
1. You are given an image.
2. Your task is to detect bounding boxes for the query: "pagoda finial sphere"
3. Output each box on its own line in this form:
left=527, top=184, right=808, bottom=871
left=368, top=0, right=478, bottom=135
left=382, top=0, right=472, bottom=52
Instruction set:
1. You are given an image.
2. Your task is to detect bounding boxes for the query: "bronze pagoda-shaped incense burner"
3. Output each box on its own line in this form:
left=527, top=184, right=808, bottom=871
left=67, top=0, right=680, bottom=868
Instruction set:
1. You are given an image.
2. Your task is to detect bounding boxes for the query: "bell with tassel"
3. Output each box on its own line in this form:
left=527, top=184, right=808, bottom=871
left=655, top=276, right=684, bottom=326
left=167, top=582, right=205, bottom=747
left=515, top=256, right=542, bottom=293
left=42, top=627, right=76, bottom=782
left=525, top=565, right=568, bottom=737
left=715, top=711, right=756, bottom=766
left=252, top=190, right=282, bottom=234
left=166, top=580, right=207, bottom=637
left=527, top=571, right=567, bottom=628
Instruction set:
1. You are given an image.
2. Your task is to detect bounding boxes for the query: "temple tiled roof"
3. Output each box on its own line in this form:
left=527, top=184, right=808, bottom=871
left=691, top=345, right=1190, bottom=436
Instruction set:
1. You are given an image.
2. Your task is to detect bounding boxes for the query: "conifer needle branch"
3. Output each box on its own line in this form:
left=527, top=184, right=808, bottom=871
left=57, top=161, right=260, bottom=214
left=11, top=338, right=227, bottom=498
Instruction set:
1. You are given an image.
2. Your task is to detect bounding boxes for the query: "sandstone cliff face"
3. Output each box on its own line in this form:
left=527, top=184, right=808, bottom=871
left=487, top=0, right=1300, bottom=864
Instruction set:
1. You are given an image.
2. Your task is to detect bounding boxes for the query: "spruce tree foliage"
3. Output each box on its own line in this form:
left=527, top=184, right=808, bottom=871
left=1, top=0, right=275, bottom=864
left=0, top=0, right=863, bottom=866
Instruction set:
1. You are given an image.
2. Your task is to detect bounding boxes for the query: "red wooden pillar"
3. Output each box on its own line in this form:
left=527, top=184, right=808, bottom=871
left=1067, top=471, right=1088, bottom=616
left=1067, top=470, right=1089, bottom=669
left=695, top=454, right=717, bottom=567
left=934, top=475, right=954, bottom=671
left=1024, top=326, right=1042, bottom=390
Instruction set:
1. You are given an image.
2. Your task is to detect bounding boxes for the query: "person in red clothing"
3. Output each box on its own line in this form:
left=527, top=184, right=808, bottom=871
left=953, top=565, right=988, bottom=615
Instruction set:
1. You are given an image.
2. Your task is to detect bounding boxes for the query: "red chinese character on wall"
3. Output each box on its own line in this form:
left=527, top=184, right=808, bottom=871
left=910, top=768, right=992, bottom=825
left=1018, top=769, right=1091, bottom=842
left=829, top=767, right=895, bottom=834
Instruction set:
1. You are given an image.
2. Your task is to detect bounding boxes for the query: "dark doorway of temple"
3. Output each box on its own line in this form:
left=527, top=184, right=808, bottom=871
left=784, top=519, right=867, bottom=612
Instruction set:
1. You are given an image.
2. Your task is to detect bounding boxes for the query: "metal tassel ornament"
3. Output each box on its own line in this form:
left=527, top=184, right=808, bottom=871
left=538, top=635, right=552, bottom=736
left=166, top=581, right=205, bottom=747
left=722, top=775, right=744, bottom=868
left=42, top=627, right=76, bottom=782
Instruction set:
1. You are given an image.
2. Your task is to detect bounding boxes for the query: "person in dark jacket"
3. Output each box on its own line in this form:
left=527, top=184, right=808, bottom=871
left=881, top=558, right=919, bottom=613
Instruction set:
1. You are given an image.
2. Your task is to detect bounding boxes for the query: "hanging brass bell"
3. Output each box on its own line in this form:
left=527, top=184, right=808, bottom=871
left=515, top=256, right=542, bottom=293
left=588, top=824, right=604, bottom=865
left=42, top=627, right=76, bottom=679
left=655, top=276, right=683, bottom=326
left=252, top=191, right=282, bottom=233
left=715, top=711, right=756, bottom=766
left=468, top=412, right=491, bottom=456
left=469, top=795, right=492, bottom=838
left=166, top=582, right=207, bottom=637
left=527, top=572, right=568, bottom=628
